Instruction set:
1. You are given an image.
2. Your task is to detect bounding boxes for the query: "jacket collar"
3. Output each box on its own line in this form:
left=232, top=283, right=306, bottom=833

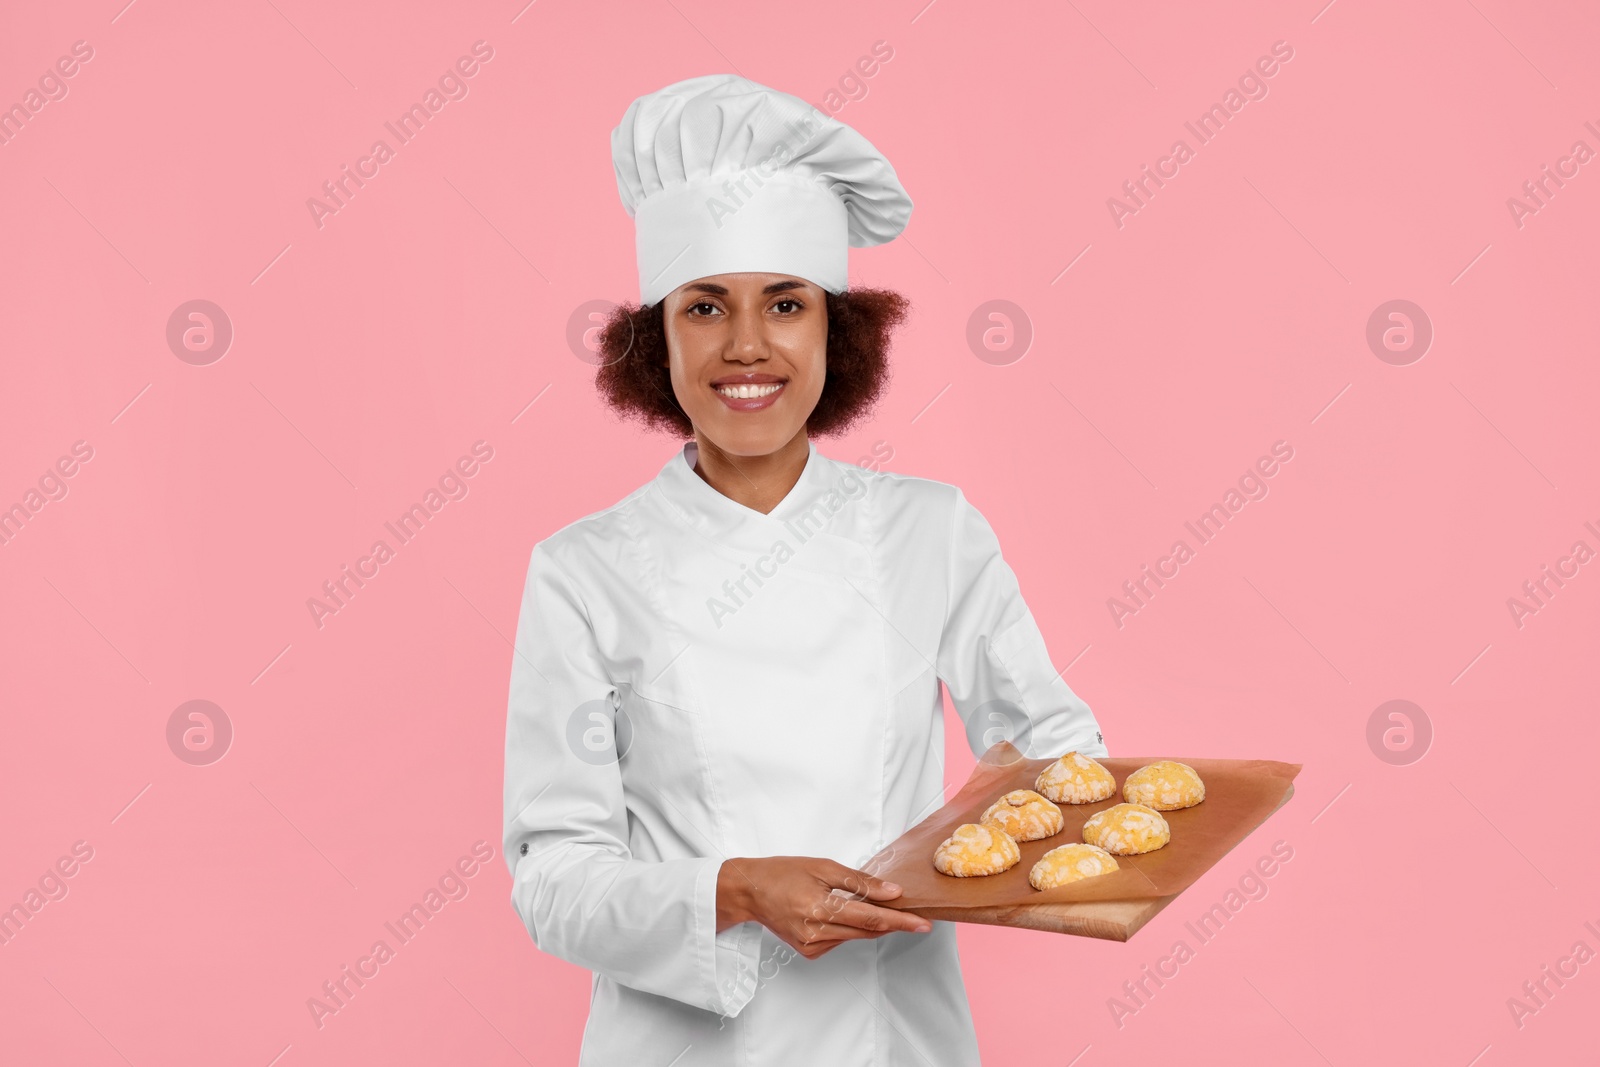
left=654, top=437, right=854, bottom=547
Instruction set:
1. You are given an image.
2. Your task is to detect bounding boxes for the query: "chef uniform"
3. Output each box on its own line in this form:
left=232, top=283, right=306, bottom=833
left=502, top=74, right=1109, bottom=1066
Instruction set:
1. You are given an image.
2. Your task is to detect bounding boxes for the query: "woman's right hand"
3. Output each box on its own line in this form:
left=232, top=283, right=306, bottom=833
left=715, top=856, right=933, bottom=959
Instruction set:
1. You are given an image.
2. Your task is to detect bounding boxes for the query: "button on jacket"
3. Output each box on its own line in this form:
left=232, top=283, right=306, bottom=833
left=503, top=438, right=1108, bottom=1065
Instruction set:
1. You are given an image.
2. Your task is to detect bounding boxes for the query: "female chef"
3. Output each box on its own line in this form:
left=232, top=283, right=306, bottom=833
left=502, top=74, right=1109, bottom=1065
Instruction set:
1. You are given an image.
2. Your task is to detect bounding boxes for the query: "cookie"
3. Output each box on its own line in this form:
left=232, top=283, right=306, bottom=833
left=1028, top=843, right=1120, bottom=890
left=1035, top=751, right=1117, bottom=804
left=1081, top=802, right=1170, bottom=855
left=1122, top=760, right=1205, bottom=811
left=980, top=789, right=1064, bottom=843
left=933, top=823, right=1022, bottom=877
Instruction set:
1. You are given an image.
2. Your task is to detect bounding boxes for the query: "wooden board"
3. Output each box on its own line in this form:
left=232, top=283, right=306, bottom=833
left=900, top=782, right=1295, bottom=942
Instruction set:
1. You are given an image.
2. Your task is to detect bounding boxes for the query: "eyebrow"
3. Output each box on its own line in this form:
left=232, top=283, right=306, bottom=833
left=682, top=279, right=808, bottom=296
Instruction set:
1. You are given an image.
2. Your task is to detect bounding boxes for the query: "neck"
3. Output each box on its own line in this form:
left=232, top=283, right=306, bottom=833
left=691, top=429, right=810, bottom=515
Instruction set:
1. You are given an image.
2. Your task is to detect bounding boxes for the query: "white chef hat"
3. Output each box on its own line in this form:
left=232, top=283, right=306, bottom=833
left=611, top=73, right=913, bottom=306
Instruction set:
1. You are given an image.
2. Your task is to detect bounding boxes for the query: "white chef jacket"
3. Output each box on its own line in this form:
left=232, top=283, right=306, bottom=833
left=502, top=438, right=1108, bottom=1066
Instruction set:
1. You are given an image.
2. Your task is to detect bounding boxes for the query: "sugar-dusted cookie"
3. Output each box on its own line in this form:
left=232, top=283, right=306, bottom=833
left=1081, top=802, right=1170, bottom=855
left=1035, top=751, right=1117, bottom=804
left=932, top=823, right=1022, bottom=877
left=1122, top=760, right=1205, bottom=811
left=1028, top=843, right=1120, bottom=890
left=980, top=789, right=1064, bottom=843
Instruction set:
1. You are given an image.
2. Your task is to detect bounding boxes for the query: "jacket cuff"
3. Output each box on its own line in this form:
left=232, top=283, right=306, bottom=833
left=699, top=857, right=763, bottom=1017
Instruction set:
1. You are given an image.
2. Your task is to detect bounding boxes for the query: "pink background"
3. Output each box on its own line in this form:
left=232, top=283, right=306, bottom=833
left=3, top=0, right=1597, bottom=1062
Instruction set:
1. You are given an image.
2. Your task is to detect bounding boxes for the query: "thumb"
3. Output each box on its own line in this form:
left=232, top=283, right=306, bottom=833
left=821, top=861, right=903, bottom=901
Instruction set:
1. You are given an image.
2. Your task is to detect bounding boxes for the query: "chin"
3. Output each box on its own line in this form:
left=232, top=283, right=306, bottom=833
left=700, top=419, right=802, bottom=458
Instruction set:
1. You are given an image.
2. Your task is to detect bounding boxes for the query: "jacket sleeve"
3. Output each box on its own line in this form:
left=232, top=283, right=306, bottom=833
left=502, top=540, right=764, bottom=1017
left=935, top=488, right=1109, bottom=760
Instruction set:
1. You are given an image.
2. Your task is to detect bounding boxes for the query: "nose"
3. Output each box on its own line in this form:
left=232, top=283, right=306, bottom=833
left=725, top=305, right=770, bottom=363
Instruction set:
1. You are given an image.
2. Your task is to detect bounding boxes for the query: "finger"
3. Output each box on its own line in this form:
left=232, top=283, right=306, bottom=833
left=806, top=939, right=848, bottom=959
left=794, top=941, right=846, bottom=961
left=820, top=898, right=932, bottom=935
left=792, top=919, right=893, bottom=945
left=816, top=861, right=904, bottom=902
left=806, top=889, right=884, bottom=927
left=798, top=904, right=930, bottom=943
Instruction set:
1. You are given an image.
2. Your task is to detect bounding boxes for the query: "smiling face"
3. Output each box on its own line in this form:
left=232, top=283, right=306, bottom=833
left=660, top=272, right=828, bottom=457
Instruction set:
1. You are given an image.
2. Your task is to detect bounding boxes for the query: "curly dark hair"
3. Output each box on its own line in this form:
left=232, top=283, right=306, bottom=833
left=593, top=288, right=911, bottom=439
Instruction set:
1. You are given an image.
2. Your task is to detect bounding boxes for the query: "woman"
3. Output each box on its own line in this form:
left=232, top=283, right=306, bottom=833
left=502, top=74, right=1108, bottom=1065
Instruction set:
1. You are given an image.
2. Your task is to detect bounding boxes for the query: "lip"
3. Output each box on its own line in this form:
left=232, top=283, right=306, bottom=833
left=710, top=373, right=787, bottom=412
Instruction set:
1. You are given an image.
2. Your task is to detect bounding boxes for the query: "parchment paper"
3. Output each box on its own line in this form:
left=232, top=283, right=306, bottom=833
left=863, top=742, right=1301, bottom=912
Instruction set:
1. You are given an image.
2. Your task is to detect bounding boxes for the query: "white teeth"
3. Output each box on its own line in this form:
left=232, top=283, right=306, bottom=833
left=715, top=382, right=783, bottom=399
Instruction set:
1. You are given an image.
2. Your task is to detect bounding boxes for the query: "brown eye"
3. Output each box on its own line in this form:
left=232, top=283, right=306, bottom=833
left=773, top=298, right=802, bottom=314
left=687, top=302, right=721, bottom=317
